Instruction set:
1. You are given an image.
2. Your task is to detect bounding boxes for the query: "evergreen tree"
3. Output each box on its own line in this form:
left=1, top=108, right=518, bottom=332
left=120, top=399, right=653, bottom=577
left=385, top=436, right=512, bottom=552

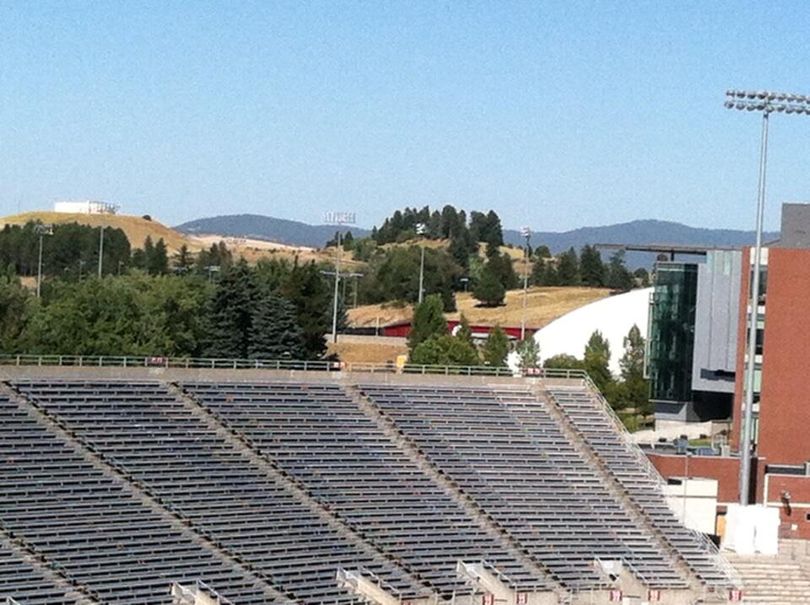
left=488, top=251, right=519, bottom=289
left=249, top=293, right=305, bottom=359
left=579, top=245, right=606, bottom=287
left=457, top=314, right=474, bottom=348
left=473, top=264, right=506, bottom=307
left=618, top=324, right=651, bottom=415
left=174, top=244, right=193, bottom=272
left=484, top=210, right=504, bottom=247
left=408, top=294, right=447, bottom=352
left=205, top=260, right=256, bottom=358
left=556, top=247, right=580, bottom=285
left=482, top=326, right=509, bottom=367
left=516, top=336, right=540, bottom=371
left=281, top=260, right=334, bottom=359
left=583, top=330, right=612, bottom=392
left=606, top=251, right=634, bottom=291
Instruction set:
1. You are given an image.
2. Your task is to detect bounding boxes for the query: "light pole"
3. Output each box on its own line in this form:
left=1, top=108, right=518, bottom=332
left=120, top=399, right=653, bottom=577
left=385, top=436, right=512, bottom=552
left=324, top=211, right=356, bottom=343
left=34, top=224, right=52, bottom=298
left=416, top=223, right=426, bottom=304
left=520, top=226, right=531, bottom=340
left=97, top=224, right=105, bottom=278
left=725, top=89, right=810, bottom=505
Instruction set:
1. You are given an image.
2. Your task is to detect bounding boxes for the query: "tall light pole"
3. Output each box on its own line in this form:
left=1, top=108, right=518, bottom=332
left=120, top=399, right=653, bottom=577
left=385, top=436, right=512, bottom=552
left=97, top=224, right=105, bottom=278
left=520, top=226, right=531, bottom=340
left=324, top=211, right=356, bottom=343
left=725, top=89, right=810, bottom=505
left=34, top=224, right=52, bottom=298
left=416, top=223, right=426, bottom=304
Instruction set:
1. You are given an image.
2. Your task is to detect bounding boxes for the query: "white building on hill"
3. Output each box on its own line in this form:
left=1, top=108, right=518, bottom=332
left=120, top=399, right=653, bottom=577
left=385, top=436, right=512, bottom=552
left=53, top=200, right=118, bottom=215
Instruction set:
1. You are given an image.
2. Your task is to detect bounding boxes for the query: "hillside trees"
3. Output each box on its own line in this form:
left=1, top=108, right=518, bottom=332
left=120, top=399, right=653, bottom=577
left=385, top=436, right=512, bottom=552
left=408, top=294, right=448, bottom=352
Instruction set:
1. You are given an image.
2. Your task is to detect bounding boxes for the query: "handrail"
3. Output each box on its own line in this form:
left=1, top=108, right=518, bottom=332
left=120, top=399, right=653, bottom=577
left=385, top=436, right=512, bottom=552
left=0, top=354, right=589, bottom=381
left=560, top=377, right=741, bottom=588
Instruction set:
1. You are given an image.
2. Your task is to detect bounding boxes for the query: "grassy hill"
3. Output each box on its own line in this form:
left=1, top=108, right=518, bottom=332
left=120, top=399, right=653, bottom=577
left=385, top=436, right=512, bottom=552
left=347, top=286, right=611, bottom=329
left=2, top=211, right=193, bottom=252
left=0, top=212, right=365, bottom=269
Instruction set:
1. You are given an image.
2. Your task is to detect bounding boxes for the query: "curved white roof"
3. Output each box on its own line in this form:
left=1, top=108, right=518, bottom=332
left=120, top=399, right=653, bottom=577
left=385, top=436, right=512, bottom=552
left=532, top=287, right=652, bottom=375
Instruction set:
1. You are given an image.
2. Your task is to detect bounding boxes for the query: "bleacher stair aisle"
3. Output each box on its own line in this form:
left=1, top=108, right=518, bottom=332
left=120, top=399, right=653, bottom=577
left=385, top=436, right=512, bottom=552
left=516, top=384, right=698, bottom=594
left=343, top=383, right=567, bottom=605
left=544, top=384, right=739, bottom=601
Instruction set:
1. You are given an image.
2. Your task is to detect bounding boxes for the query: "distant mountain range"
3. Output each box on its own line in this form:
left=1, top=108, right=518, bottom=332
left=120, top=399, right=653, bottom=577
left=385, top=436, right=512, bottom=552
left=176, top=214, right=777, bottom=266
left=176, top=214, right=371, bottom=248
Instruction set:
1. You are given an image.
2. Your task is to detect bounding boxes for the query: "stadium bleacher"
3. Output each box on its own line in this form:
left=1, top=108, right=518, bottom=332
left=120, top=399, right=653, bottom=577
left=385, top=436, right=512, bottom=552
left=183, top=381, right=555, bottom=596
left=545, top=386, right=736, bottom=586
left=0, top=372, right=739, bottom=604
left=0, top=390, right=285, bottom=605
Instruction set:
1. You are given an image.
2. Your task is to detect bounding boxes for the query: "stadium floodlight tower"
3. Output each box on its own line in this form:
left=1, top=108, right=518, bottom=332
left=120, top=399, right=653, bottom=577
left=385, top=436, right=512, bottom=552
left=416, top=223, right=426, bottom=304
left=323, top=211, right=357, bottom=343
left=34, top=223, right=53, bottom=298
left=97, top=224, right=105, bottom=278
left=520, top=226, right=532, bottom=340
left=725, top=89, right=810, bottom=505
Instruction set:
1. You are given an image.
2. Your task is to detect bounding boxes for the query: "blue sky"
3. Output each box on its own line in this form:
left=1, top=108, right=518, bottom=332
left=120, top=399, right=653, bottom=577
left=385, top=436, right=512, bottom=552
left=1, top=1, right=810, bottom=232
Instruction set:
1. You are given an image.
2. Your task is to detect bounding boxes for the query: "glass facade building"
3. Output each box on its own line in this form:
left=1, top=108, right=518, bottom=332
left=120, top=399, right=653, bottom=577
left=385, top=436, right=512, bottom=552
left=647, top=262, right=699, bottom=405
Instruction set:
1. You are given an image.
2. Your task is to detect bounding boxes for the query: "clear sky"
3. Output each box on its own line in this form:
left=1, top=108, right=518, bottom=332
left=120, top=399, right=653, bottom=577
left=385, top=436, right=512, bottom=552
left=2, top=1, right=810, bottom=232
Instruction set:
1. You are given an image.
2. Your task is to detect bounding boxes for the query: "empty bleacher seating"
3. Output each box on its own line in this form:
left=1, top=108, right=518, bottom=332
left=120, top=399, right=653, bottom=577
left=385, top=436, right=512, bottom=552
left=360, top=383, right=690, bottom=591
left=546, top=386, right=735, bottom=587
left=185, top=381, right=554, bottom=596
left=0, top=391, right=283, bottom=605
left=16, top=381, right=426, bottom=605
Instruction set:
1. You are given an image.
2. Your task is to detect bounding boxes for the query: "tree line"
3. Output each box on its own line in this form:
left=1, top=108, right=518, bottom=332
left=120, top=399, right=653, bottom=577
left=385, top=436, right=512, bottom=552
left=323, top=205, right=649, bottom=310
left=0, top=256, right=337, bottom=360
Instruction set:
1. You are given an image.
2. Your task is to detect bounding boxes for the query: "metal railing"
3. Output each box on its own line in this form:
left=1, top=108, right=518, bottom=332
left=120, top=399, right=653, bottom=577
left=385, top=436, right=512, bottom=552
left=0, top=354, right=589, bottom=380
left=574, top=376, right=742, bottom=589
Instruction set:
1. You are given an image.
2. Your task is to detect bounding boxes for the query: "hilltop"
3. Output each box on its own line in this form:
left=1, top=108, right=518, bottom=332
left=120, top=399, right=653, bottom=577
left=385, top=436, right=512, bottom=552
left=2, top=211, right=191, bottom=252
left=175, top=213, right=775, bottom=264
left=0, top=211, right=364, bottom=268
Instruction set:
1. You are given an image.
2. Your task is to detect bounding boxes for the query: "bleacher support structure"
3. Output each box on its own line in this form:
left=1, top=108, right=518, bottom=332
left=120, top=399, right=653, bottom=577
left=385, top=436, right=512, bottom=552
left=0, top=367, right=741, bottom=605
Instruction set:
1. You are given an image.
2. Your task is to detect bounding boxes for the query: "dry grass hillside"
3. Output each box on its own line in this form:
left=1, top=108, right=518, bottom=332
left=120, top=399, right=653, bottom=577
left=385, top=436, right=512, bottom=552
left=347, top=286, right=611, bottom=329
left=2, top=212, right=194, bottom=252
left=0, top=211, right=364, bottom=268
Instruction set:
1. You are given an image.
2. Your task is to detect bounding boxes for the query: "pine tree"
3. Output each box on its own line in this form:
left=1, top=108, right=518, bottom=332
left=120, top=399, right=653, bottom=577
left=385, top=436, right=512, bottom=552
left=249, top=293, right=305, bottom=360
left=579, top=245, right=606, bottom=287
left=204, top=260, right=256, bottom=358
left=457, top=314, right=474, bottom=347
left=482, top=326, right=509, bottom=367
left=473, top=264, right=506, bottom=307
left=408, top=294, right=447, bottom=352
left=174, top=244, right=192, bottom=272
left=556, top=247, right=580, bottom=285
left=516, top=336, right=540, bottom=370
left=619, top=324, right=650, bottom=415
left=145, top=238, right=169, bottom=275
left=583, top=330, right=612, bottom=392
left=606, top=251, right=634, bottom=291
